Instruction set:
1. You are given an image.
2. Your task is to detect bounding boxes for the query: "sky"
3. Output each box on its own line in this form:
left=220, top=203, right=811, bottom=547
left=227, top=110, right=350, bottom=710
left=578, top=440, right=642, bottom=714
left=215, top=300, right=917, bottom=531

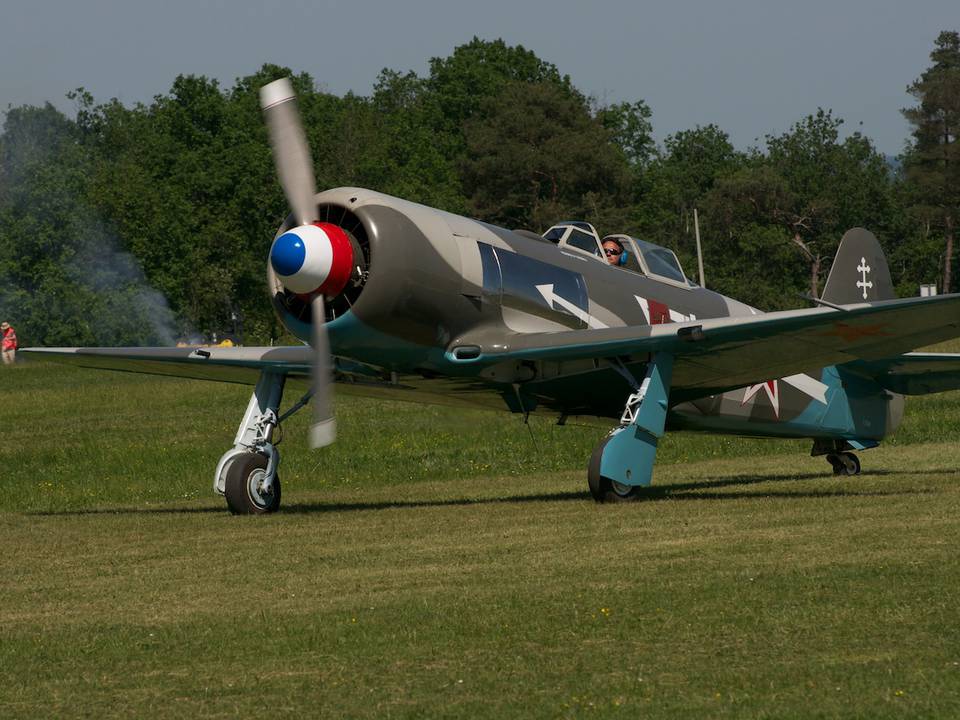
left=1, top=0, right=956, bottom=157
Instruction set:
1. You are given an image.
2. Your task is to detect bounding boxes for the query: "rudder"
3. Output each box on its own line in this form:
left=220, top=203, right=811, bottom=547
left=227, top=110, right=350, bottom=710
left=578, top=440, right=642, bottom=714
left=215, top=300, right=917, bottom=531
left=821, top=228, right=894, bottom=304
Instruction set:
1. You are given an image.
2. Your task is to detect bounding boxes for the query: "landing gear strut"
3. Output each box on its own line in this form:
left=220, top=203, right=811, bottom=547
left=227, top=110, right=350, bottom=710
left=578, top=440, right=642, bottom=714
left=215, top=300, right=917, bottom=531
left=587, top=352, right=674, bottom=503
left=214, top=370, right=306, bottom=514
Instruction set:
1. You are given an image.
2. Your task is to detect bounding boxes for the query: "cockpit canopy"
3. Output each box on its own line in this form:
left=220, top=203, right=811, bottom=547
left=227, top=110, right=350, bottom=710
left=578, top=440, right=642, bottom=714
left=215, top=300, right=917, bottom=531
left=542, top=221, right=604, bottom=259
left=540, top=222, right=691, bottom=286
left=613, top=235, right=689, bottom=285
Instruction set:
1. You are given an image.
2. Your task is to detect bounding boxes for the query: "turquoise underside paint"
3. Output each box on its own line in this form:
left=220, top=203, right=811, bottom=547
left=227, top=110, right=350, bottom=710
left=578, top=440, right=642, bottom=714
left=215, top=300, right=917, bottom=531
left=305, top=311, right=515, bottom=381
left=286, top=310, right=442, bottom=372
left=670, top=364, right=893, bottom=442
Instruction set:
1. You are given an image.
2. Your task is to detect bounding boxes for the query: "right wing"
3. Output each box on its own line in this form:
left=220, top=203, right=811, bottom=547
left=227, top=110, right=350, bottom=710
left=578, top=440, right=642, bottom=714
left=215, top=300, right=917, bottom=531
left=479, top=294, right=960, bottom=399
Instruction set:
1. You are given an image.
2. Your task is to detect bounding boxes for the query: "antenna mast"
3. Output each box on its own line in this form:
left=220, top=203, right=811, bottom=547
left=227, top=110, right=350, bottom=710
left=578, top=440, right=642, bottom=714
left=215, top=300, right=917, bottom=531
left=693, top=208, right=706, bottom=288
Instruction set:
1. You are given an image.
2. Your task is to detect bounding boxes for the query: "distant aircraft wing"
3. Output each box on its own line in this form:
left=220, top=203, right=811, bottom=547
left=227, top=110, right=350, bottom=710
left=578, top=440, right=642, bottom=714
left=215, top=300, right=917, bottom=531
left=489, top=294, right=960, bottom=398
left=850, top=352, right=960, bottom=395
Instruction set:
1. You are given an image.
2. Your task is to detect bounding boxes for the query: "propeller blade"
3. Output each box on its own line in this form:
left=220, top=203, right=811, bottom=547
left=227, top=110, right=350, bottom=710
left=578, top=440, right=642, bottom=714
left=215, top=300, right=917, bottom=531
left=259, top=78, right=318, bottom=227
left=309, top=295, right=336, bottom=448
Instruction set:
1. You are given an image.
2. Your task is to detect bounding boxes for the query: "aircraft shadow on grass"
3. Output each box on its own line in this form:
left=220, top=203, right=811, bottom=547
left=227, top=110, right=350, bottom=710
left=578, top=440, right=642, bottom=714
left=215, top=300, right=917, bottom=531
left=28, top=468, right=941, bottom=517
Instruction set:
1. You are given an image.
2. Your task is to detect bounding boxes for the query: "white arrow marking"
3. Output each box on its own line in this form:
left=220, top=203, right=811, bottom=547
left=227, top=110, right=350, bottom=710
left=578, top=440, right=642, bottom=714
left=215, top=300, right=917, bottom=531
left=669, top=308, right=696, bottom=323
left=635, top=296, right=650, bottom=324
left=536, top=284, right=608, bottom=329
left=781, top=373, right=829, bottom=404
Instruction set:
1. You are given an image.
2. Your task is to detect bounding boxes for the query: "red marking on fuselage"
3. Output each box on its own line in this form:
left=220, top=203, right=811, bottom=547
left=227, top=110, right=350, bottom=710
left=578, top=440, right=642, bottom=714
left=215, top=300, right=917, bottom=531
left=647, top=299, right=671, bottom=324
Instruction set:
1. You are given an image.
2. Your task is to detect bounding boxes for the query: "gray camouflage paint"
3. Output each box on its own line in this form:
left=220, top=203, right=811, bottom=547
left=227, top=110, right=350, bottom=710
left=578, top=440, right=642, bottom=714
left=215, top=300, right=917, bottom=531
left=262, top=188, right=898, bottom=434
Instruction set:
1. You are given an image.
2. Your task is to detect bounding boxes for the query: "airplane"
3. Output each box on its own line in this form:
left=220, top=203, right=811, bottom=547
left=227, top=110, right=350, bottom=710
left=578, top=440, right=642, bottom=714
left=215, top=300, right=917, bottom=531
left=22, top=78, right=960, bottom=513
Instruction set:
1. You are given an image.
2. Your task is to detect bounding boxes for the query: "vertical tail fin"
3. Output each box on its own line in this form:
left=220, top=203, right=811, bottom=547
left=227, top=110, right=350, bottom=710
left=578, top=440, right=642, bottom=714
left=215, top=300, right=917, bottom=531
left=821, top=228, right=894, bottom=304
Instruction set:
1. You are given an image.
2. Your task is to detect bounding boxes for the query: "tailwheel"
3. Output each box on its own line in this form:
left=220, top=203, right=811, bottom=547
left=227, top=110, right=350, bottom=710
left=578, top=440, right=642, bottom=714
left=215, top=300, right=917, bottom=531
left=839, top=451, right=861, bottom=476
left=827, top=452, right=860, bottom=477
left=587, top=435, right=644, bottom=503
left=224, top=452, right=282, bottom=514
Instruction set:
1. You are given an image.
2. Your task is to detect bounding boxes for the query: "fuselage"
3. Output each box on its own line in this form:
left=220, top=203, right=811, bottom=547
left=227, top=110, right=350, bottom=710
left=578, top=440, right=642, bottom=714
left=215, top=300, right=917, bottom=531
left=269, top=187, right=903, bottom=442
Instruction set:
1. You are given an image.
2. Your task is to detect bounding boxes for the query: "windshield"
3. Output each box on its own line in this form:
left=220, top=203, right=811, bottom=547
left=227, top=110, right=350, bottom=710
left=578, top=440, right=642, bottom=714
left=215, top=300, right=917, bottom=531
left=633, top=238, right=687, bottom=283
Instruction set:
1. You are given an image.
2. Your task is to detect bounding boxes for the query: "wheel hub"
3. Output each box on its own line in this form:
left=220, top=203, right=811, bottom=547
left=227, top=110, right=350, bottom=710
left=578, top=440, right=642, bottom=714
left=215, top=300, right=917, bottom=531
left=248, top=468, right=275, bottom=509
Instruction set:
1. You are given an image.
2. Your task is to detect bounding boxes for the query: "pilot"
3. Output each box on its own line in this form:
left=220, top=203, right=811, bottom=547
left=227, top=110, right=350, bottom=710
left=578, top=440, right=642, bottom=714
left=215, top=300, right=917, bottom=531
left=602, top=238, right=626, bottom=266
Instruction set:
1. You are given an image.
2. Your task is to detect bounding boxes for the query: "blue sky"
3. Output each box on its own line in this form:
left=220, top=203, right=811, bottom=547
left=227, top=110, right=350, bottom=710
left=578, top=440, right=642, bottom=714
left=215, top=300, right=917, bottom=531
left=1, top=0, right=955, bottom=155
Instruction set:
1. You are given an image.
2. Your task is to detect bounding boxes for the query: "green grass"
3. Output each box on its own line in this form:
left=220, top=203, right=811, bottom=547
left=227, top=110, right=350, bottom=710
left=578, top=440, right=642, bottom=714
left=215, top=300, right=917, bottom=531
left=3, top=361, right=960, bottom=717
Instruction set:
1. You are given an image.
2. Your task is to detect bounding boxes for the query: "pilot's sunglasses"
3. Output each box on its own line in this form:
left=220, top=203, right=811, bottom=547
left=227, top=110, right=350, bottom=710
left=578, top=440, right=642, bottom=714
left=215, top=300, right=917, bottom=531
left=604, top=248, right=621, bottom=256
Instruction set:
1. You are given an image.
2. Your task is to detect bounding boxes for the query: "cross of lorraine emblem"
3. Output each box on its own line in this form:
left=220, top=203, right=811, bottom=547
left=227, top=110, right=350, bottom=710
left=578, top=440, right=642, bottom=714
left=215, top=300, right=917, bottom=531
left=856, top=257, right=873, bottom=300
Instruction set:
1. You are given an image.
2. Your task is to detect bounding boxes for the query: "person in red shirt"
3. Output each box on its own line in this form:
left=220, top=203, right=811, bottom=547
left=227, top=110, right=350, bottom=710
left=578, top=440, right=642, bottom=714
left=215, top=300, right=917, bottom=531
left=1, top=321, right=17, bottom=365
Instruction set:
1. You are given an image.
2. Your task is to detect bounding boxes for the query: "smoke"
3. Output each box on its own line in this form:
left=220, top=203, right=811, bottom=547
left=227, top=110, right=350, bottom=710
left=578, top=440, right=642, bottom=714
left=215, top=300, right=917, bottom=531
left=73, top=231, right=179, bottom=347
left=0, top=103, right=181, bottom=347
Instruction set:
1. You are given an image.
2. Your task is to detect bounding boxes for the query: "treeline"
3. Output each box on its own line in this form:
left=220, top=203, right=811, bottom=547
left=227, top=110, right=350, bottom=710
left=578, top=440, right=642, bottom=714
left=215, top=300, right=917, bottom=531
left=1, top=35, right=957, bottom=346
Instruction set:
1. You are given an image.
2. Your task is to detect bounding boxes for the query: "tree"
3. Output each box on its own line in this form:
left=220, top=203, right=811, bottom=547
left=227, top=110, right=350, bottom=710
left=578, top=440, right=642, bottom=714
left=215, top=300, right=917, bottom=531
left=596, top=100, right=655, bottom=169
left=427, top=37, right=577, bottom=133
left=360, top=69, right=466, bottom=211
left=700, top=111, right=893, bottom=309
left=700, top=162, right=804, bottom=309
left=901, top=30, right=960, bottom=293
left=763, top=110, right=892, bottom=298
left=638, top=125, right=745, bottom=273
left=461, top=81, right=631, bottom=231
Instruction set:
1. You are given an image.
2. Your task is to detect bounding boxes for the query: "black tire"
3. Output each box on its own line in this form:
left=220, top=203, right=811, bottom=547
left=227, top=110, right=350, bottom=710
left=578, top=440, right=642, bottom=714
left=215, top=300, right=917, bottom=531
left=224, top=453, right=281, bottom=515
left=587, top=435, right=644, bottom=503
left=826, top=453, right=844, bottom=476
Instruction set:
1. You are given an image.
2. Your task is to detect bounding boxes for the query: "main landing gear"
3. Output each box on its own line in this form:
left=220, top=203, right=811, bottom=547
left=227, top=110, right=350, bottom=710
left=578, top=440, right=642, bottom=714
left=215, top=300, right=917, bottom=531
left=587, top=352, right=674, bottom=503
left=214, top=370, right=311, bottom=514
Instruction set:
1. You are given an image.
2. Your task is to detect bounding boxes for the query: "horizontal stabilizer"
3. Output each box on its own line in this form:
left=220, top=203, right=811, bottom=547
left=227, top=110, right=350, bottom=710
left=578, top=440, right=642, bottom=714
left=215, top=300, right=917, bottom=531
left=851, top=352, right=960, bottom=395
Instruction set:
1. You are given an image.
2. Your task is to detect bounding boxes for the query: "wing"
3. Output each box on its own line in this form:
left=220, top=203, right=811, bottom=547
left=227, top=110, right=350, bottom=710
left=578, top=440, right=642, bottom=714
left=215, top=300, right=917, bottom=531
left=481, top=294, right=960, bottom=399
left=21, top=345, right=542, bottom=417
left=851, top=352, right=960, bottom=395
left=20, top=346, right=313, bottom=385
left=25, top=295, right=960, bottom=406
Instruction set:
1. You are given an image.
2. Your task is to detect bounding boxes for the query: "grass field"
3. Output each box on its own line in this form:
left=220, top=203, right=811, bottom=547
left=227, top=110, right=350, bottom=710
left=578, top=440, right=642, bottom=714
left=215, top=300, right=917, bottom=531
left=3, top=360, right=960, bottom=718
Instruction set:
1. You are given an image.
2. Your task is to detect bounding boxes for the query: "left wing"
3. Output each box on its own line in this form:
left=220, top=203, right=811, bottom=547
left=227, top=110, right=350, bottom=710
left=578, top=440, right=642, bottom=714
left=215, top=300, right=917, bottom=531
left=21, top=346, right=313, bottom=385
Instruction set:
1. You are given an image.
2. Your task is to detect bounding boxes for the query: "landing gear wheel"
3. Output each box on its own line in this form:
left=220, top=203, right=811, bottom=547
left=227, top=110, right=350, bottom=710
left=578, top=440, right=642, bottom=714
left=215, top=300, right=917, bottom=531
left=224, top=453, right=281, bottom=515
left=587, top=435, right=644, bottom=503
left=839, top=451, right=860, bottom=476
left=826, top=451, right=860, bottom=476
